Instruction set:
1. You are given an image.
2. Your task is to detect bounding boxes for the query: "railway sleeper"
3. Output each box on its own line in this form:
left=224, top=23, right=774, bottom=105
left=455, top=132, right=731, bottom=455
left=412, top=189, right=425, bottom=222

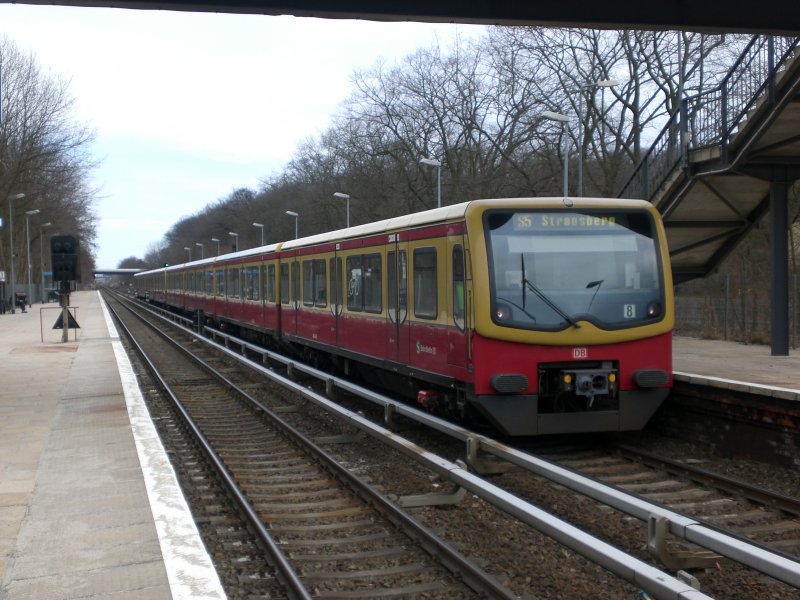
left=397, top=484, right=467, bottom=508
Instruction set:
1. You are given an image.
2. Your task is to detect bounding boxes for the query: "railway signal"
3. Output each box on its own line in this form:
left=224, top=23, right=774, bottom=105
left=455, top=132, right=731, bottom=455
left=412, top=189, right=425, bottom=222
left=50, top=234, right=80, bottom=341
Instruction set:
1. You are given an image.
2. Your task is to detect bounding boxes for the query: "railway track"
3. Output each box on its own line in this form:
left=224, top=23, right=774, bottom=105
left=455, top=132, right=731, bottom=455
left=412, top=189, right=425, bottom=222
left=533, top=443, right=800, bottom=561
left=104, top=289, right=800, bottom=599
left=103, top=290, right=514, bottom=599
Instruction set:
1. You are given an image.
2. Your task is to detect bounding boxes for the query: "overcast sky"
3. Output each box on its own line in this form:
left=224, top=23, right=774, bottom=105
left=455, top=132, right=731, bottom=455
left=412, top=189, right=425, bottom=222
left=0, top=4, right=483, bottom=267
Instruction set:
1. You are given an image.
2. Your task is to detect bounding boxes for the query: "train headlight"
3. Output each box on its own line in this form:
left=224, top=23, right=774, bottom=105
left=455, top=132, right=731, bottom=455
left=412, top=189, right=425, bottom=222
left=646, top=302, right=662, bottom=318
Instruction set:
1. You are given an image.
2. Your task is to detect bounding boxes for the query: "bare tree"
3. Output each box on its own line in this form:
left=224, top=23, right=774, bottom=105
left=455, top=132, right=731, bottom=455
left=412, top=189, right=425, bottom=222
left=1, top=37, right=98, bottom=289
left=486, top=28, right=742, bottom=195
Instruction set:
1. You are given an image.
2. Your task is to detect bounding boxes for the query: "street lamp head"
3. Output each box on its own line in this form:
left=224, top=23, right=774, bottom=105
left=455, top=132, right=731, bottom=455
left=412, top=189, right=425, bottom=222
left=252, top=222, right=263, bottom=228
left=333, top=192, right=350, bottom=200
left=596, top=79, right=622, bottom=88
left=42, top=222, right=52, bottom=228
left=26, top=209, right=40, bottom=216
left=195, top=242, right=203, bottom=247
left=228, top=231, right=238, bottom=237
left=8, top=192, right=25, bottom=200
left=211, top=237, right=220, bottom=242
left=542, top=110, right=571, bottom=123
left=183, top=247, right=191, bottom=251
left=285, top=210, right=298, bottom=217
left=420, top=157, right=441, bottom=167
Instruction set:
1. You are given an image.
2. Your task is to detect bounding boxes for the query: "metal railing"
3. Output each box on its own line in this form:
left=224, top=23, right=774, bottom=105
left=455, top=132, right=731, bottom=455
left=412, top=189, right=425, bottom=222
left=619, top=35, right=800, bottom=201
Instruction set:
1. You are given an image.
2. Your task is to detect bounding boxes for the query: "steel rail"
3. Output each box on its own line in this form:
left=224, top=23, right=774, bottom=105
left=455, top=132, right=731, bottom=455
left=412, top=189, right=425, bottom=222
left=103, top=297, right=313, bottom=600
left=614, top=444, right=800, bottom=517
left=199, top=324, right=800, bottom=591
left=122, top=295, right=799, bottom=591
left=108, top=292, right=516, bottom=599
left=167, top=327, right=706, bottom=600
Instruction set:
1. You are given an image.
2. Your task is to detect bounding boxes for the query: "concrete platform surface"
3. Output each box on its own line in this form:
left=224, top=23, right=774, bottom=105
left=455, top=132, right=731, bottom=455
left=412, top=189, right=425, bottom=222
left=0, top=290, right=225, bottom=600
left=673, top=335, right=800, bottom=397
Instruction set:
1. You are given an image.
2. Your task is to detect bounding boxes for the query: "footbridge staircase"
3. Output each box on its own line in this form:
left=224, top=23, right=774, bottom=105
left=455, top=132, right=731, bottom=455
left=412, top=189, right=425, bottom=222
left=619, top=36, right=800, bottom=354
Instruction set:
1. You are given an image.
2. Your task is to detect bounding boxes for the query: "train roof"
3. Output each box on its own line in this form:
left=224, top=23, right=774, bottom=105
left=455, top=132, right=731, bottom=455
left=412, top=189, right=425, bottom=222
left=135, top=197, right=650, bottom=277
left=135, top=201, right=472, bottom=277
left=278, top=201, right=470, bottom=251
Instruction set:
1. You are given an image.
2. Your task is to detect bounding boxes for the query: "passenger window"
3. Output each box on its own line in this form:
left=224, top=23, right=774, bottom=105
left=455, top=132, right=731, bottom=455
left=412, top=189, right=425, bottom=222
left=388, top=252, right=396, bottom=314
left=314, top=259, right=327, bottom=307
left=291, top=262, right=299, bottom=306
left=301, top=260, right=326, bottom=307
left=414, top=247, right=438, bottom=319
left=227, top=269, right=240, bottom=299
left=329, top=257, right=342, bottom=310
left=346, top=255, right=363, bottom=311
left=388, top=250, right=408, bottom=322
left=268, top=264, right=276, bottom=303
left=303, top=260, right=314, bottom=306
left=453, top=245, right=465, bottom=330
left=251, top=266, right=260, bottom=301
left=363, top=253, right=381, bottom=313
left=260, top=265, right=267, bottom=303
left=280, top=264, right=289, bottom=304
left=216, top=269, right=225, bottom=297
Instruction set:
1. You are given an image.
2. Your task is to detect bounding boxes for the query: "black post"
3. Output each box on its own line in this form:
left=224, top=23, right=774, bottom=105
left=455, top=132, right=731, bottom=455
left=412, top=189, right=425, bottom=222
left=770, top=179, right=789, bottom=356
left=60, top=279, right=71, bottom=343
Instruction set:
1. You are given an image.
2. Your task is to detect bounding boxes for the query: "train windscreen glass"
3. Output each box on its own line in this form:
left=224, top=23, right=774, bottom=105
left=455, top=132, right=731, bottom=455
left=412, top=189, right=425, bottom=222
left=486, top=210, right=663, bottom=330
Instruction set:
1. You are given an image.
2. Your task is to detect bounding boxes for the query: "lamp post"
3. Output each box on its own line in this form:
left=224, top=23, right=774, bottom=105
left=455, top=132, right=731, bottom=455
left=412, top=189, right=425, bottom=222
left=211, top=237, right=220, bottom=256
left=183, top=246, right=191, bottom=262
left=25, top=209, right=40, bottom=303
left=40, top=222, right=51, bottom=303
left=576, top=79, right=620, bottom=197
left=285, top=211, right=298, bottom=239
left=542, top=111, right=572, bottom=197
left=253, top=222, right=265, bottom=246
left=419, top=157, right=442, bottom=208
left=195, top=242, right=204, bottom=259
left=333, top=192, right=350, bottom=228
left=228, top=231, right=238, bottom=252
left=7, top=192, right=25, bottom=313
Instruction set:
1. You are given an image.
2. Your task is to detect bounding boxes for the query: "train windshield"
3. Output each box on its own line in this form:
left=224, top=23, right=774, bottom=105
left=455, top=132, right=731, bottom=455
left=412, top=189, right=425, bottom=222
left=485, top=209, right=664, bottom=330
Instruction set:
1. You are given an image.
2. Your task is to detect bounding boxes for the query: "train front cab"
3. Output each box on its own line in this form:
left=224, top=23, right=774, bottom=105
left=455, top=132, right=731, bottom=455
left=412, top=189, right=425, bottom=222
left=463, top=199, right=674, bottom=436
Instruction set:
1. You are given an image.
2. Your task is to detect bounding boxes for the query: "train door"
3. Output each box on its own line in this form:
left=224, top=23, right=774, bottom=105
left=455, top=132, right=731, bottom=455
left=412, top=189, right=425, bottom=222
left=227, top=266, right=243, bottom=322
left=280, top=255, right=299, bottom=337
left=386, top=235, right=410, bottom=364
left=330, top=248, right=343, bottom=345
left=447, top=235, right=470, bottom=370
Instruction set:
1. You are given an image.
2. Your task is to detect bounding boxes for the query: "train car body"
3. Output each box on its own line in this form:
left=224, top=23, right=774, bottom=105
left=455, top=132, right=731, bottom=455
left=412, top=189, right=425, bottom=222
left=135, top=197, right=673, bottom=436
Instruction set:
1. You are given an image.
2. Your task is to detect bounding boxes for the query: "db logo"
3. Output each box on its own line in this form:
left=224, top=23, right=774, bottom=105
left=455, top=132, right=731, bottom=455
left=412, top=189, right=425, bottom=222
left=572, top=347, right=588, bottom=359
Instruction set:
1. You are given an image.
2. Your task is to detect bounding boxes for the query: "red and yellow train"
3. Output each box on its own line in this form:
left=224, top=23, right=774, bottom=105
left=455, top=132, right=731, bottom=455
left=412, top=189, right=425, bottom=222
left=134, top=197, right=674, bottom=436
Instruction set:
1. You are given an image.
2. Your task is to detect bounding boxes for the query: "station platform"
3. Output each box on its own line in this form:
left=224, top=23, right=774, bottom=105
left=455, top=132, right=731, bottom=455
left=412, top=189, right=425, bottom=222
left=0, top=290, right=225, bottom=600
left=673, top=335, right=800, bottom=400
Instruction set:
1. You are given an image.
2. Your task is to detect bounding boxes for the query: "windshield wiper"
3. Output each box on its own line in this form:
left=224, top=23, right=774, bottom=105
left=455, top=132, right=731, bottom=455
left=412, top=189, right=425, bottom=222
left=520, top=255, right=580, bottom=328
left=586, top=279, right=604, bottom=312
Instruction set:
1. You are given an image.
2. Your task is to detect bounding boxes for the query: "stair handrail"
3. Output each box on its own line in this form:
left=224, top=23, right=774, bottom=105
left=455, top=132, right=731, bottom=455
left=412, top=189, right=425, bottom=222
left=618, top=35, right=800, bottom=201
